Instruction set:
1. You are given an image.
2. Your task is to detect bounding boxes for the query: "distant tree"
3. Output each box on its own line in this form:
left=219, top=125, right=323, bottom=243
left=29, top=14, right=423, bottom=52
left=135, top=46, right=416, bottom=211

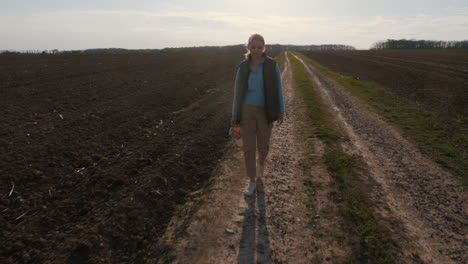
left=0, top=50, right=21, bottom=55
left=371, top=39, right=468, bottom=49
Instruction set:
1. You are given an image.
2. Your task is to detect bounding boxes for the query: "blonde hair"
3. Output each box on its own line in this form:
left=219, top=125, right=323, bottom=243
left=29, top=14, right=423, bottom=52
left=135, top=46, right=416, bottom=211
left=244, top=33, right=266, bottom=59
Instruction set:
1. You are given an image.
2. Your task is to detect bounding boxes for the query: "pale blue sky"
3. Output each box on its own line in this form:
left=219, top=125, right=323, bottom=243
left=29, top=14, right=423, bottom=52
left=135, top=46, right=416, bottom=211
left=1, top=0, right=467, bottom=50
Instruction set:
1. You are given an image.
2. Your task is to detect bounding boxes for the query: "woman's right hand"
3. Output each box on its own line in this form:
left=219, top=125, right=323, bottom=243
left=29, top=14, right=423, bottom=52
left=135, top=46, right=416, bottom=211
left=233, top=125, right=241, bottom=139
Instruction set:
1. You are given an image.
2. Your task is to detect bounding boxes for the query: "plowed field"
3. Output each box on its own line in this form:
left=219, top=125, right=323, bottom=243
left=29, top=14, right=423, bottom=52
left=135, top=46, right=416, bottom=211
left=0, top=51, right=248, bottom=263
left=301, top=50, right=468, bottom=119
left=3, top=49, right=464, bottom=264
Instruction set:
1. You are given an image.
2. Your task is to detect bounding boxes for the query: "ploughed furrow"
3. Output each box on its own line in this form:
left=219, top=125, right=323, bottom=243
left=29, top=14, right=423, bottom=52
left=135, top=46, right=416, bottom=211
left=301, top=50, right=466, bottom=119
left=0, top=51, right=243, bottom=263
left=293, top=54, right=467, bottom=264
left=343, top=51, right=468, bottom=77
left=316, top=51, right=467, bottom=79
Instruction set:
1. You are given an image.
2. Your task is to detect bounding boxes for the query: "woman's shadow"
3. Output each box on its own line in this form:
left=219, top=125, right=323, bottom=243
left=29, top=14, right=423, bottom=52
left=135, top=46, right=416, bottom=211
left=237, top=180, right=272, bottom=264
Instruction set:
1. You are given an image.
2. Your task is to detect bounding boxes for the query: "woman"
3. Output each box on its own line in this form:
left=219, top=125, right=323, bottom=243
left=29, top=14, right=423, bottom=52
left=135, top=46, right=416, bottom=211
left=231, top=33, right=285, bottom=196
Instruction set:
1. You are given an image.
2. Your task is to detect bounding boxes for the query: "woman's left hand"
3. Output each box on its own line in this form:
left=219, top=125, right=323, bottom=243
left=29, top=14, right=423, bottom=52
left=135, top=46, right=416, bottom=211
left=276, top=113, right=284, bottom=126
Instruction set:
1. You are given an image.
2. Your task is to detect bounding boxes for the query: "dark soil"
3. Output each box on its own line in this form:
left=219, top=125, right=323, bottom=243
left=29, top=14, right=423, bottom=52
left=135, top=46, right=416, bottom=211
left=301, top=50, right=468, bottom=119
left=0, top=51, right=245, bottom=263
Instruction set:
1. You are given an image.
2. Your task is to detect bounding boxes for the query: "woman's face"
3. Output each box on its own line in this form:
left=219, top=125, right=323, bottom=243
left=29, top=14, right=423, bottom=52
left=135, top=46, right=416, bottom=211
left=248, top=39, right=264, bottom=59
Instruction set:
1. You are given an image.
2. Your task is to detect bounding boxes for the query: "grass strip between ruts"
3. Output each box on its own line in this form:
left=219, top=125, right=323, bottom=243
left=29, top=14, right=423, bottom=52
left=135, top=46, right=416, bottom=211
left=295, top=52, right=467, bottom=185
left=288, top=51, right=396, bottom=264
left=275, top=52, right=286, bottom=70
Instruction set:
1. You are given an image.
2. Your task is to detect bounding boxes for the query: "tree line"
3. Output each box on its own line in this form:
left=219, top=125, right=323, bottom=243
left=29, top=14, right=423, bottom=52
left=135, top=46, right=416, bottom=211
left=163, top=44, right=355, bottom=52
left=1, top=44, right=355, bottom=55
left=371, top=39, right=468, bottom=49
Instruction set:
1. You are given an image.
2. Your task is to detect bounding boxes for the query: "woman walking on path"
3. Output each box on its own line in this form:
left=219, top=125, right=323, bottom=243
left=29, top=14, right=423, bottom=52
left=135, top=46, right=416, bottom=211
left=231, top=33, right=285, bottom=196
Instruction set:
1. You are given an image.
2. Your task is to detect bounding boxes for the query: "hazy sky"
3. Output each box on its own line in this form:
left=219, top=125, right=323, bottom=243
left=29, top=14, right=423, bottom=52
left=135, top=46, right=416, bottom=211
left=1, top=0, right=467, bottom=50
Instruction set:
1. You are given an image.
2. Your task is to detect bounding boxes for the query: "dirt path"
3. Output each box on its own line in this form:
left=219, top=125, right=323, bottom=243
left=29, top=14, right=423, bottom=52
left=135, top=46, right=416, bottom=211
left=157, top=53, right=336, bottom=263
left=157, top=52, right=466, bottom=264
left=293, top=54, right=467, bottom=264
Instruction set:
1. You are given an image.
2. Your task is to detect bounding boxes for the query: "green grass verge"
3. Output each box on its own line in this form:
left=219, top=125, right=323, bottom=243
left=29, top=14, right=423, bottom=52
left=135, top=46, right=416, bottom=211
left=275, top=52, right=286, bottom=70
left=288, top=52, right=339, bottom=143
left=324, top=149, right=394, bottom=264
left=295, top=52, right=467, bottom=185
left=288, top=51, right=396, bottom=263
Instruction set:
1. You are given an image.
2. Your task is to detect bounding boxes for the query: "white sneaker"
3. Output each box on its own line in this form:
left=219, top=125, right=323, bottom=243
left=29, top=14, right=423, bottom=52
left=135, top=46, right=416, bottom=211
left=256, top=164, right=264, bottom=179
left=244, top=182, right=256, bottom=196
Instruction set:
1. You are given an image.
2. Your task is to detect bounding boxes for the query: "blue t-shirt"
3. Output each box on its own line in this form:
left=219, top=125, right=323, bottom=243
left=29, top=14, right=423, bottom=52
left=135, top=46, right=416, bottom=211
left=231, top=59, right=285, bottom=116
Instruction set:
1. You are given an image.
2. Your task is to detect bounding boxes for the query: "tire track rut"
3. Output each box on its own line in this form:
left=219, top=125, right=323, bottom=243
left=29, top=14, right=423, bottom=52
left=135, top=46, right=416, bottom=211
left=293, top=54, right=467, bottom=264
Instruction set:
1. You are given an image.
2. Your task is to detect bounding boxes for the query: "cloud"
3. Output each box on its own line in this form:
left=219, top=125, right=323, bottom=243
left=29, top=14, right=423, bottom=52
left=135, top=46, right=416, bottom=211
left=0, top=9, right=467, bottom=50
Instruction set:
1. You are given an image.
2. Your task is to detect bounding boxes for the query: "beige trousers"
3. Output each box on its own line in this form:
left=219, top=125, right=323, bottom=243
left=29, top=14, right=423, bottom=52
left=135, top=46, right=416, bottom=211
left=240, top=105, right=273, bottom=180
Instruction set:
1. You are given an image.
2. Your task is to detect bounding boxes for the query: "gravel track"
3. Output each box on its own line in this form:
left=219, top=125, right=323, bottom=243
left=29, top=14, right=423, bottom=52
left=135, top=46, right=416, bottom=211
left=160, top=53, right=321, bottom=263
